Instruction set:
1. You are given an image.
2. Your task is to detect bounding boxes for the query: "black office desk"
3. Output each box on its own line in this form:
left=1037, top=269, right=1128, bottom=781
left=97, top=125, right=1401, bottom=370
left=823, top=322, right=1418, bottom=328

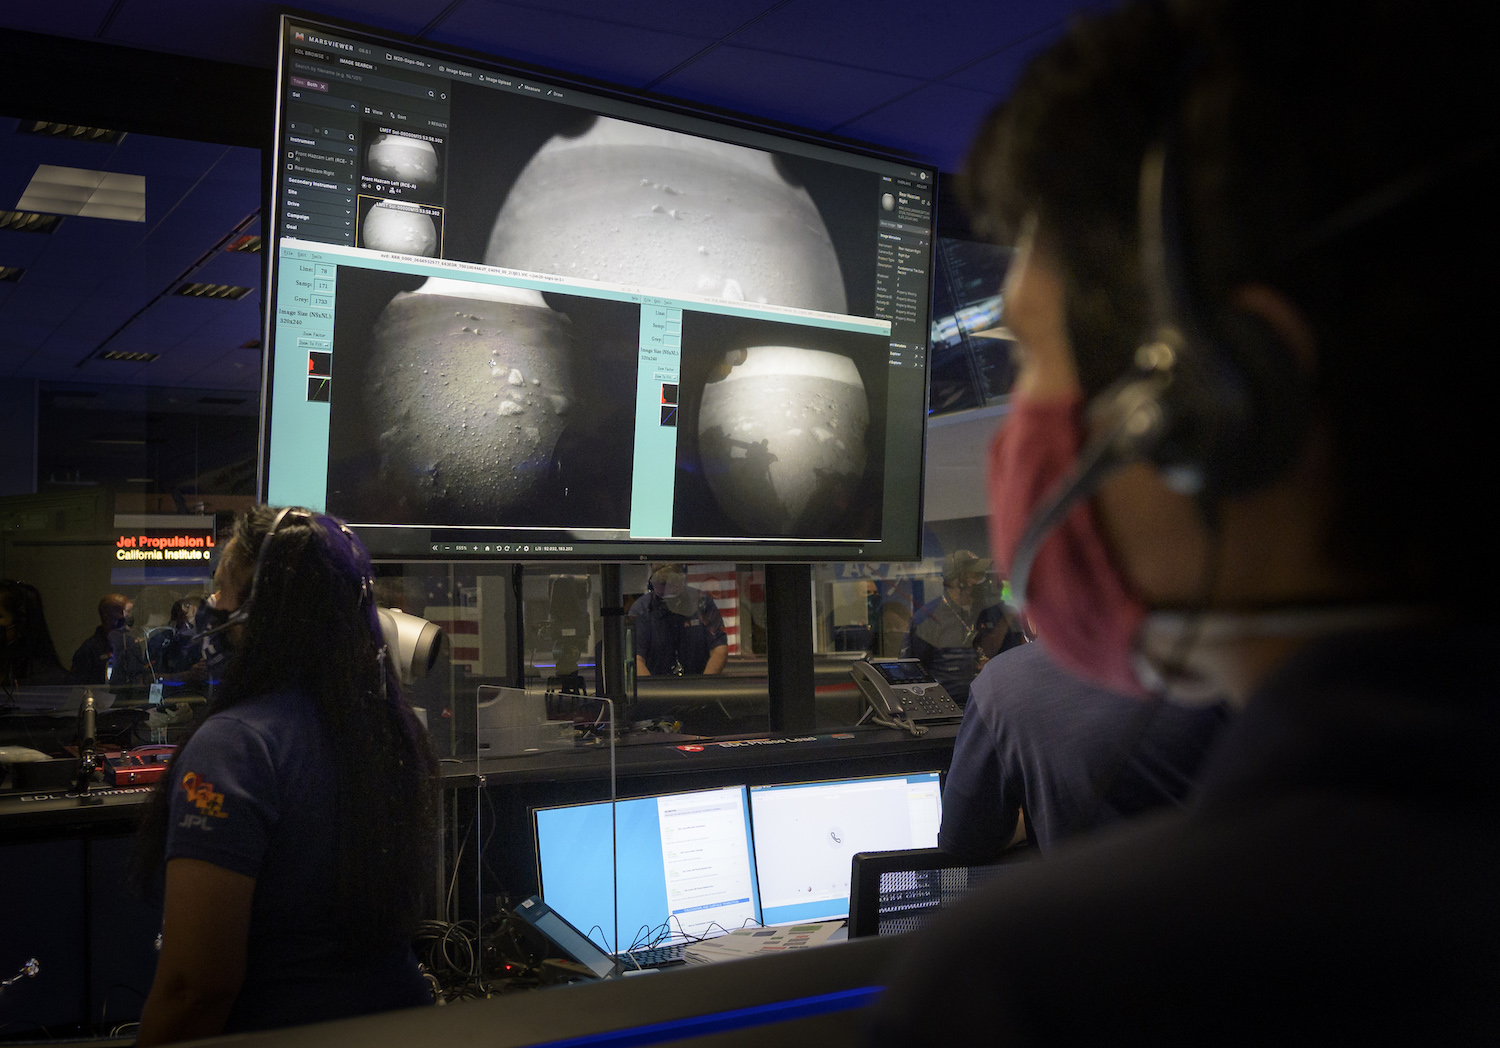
left=0, top=721, right=955, bottom=1033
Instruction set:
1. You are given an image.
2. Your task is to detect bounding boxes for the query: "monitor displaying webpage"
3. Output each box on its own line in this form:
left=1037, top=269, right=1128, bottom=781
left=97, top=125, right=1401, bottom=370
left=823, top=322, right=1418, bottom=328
left=749, top=772, right=942, bottom=925
left=264, top=18, right=936, bottom=562
left=534, top=786, right=760, bottom=951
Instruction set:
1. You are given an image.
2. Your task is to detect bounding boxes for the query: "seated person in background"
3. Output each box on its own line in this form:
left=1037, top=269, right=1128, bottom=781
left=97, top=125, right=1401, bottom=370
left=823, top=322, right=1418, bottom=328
left=134, top=506, right=436, bottom=1044
left=903, top=550, right=1025, bottom=704
left=629, top=564, right=728, bottom=676
left=873, top=0, right=1497, bottom=1042
left=1, top=579, right=71, bottom=689
left=147, top=599, right=201, bottom=676
left=939, top=640, right=1230, bottom=859
left=71, top=592, right=148, bottom=685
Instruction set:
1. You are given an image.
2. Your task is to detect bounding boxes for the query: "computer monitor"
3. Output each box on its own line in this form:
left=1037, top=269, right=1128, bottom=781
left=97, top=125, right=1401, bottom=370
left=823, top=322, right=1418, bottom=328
left=533, top=786, right=760, bottom=952
left=749, top=772, right=943, bottom=925
left=262, top=16, right=936, bottom=562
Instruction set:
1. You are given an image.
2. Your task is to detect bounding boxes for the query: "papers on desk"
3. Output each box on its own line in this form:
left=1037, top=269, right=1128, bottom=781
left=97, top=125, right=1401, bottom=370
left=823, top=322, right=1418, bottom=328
left=683, top=921, right=843, bottom=965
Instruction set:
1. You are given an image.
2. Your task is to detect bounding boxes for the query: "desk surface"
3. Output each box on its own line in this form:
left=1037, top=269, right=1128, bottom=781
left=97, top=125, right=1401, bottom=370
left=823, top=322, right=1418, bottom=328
left=1, top=723, right=959, bottom=839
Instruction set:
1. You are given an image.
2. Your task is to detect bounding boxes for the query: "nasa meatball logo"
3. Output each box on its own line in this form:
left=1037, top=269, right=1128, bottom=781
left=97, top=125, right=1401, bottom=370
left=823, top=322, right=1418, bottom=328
left=676, top=745, right=705, bottom=753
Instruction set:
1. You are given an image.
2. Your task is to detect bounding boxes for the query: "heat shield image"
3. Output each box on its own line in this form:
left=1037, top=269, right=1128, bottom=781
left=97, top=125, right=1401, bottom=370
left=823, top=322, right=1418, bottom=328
left=360, top=124, right=444, bottom=201
left=441, top=85, right=880, bottom=317
left=358, top=198, right=441, bottom=257
left=483, top=118, right=848, bottom=312
left=325, top=270, right=639, bottom=529
left=673, top=313, right=889, bottom=540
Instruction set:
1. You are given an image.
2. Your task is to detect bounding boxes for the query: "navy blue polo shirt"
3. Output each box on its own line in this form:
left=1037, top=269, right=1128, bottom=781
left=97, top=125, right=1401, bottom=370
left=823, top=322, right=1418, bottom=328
left=165, top=691, right=430, bottom=1032
left=939, top=641, right=1231, bottom=857
left=628, top=588, right=728, bottom=675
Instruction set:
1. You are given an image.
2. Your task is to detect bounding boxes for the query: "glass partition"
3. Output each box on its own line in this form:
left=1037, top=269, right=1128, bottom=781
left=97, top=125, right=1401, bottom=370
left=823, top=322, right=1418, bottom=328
left=809, top=514, right=1030, bottom=727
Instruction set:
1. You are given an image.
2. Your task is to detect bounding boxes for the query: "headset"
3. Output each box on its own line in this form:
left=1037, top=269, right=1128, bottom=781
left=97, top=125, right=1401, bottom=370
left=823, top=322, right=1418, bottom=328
left=1007, top=132, right=1312, bottom=604
left=197, top=507, right=378, bottom=652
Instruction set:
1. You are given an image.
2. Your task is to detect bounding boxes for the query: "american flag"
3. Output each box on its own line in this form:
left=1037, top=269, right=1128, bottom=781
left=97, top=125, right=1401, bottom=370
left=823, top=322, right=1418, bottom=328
left=423, top=603, right=480, bottom=671
left=686, top=562, right=741, bottom=654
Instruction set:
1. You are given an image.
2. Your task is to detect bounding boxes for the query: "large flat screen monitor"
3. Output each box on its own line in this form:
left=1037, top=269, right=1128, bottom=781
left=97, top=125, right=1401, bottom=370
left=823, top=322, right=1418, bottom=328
left=534, top=786, right=761, bottom=952
left=748, top=772, right=943, bottom=925
left=262, top=16, right=936, bottom=561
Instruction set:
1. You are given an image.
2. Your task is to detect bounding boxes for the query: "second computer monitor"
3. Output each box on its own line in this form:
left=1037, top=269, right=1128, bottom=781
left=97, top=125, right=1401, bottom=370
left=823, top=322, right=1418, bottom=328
left=749, top=772, right=942, bottom=925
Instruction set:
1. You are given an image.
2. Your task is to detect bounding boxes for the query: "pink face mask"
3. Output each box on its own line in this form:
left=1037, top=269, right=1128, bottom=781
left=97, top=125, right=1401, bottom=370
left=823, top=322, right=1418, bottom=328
left=988, top=393, right=1152, bottom=697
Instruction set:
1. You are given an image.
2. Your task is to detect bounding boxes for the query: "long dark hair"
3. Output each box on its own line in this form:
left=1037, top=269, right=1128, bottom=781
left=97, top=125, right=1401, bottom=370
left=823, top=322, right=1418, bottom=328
left=1, top=579, right=67, bottom=690
left=136, top=506, right=439, bottom=955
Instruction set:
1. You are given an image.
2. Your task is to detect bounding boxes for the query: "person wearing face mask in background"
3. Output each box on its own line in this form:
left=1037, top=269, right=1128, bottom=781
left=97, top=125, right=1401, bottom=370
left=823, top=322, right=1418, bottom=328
left=628, top=564, right=729, bottom=676
left=70, top=593, right=148, bottom=686
left=871, top=0, right=1498, bottom=1044
left=147, top=599, right=204, bottom=679
left=903, top=550, right=1026, bottom=706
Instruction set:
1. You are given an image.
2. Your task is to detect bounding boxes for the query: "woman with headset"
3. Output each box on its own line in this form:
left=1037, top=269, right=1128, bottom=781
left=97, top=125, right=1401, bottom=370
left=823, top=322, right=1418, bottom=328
left=135, top=506, right=437, bottom=1044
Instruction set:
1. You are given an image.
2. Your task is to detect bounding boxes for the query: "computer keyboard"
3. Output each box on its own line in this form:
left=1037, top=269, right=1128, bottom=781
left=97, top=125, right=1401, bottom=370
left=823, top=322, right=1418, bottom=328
left=618, top=942, right=687, bottom=968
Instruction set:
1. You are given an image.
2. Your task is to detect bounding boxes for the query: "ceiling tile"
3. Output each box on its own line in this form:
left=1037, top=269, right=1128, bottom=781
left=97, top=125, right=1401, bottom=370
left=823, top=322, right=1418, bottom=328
left=942, top=21, right=1068, bottom=93
left=728, top=0, right=1063, bottom=79
left=0, top=1, right=116, bottom=39
left=296, top=0, right=459, bottom=37
left=427, top=0, right=711, bottom=88
left=178, top=347, right=264, bottom=389
left=838, top=81, right=1005, bottom=172
left=655, top=45, right=925, bottom=132
left=101, top=0, right=281, bottom=67
left=459, top=0, right=784, bottom=41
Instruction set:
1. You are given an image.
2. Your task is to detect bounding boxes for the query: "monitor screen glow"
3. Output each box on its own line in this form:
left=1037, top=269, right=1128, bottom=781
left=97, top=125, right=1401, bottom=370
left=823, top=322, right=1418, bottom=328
left=749, top=772, right=942, bottom=925
left=534, top=786, right=761, bottom=952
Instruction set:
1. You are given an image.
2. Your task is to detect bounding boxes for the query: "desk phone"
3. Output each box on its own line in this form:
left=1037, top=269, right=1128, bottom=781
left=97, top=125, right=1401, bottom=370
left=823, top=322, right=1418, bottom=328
left=850, top=659, right=963, bottom=723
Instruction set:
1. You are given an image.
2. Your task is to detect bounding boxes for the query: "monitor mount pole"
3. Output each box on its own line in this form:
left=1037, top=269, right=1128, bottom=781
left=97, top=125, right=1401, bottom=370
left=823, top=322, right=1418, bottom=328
left=599, top=564, right=628, bottom=707
left=766, top=563, right=817, bottom=734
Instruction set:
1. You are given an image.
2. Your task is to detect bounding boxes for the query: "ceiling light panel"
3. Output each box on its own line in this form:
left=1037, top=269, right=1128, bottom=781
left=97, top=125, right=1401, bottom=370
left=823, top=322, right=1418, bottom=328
left=18, top=120, right=126, bottom=144
left=0, top=210, right=62, bottom=233
left=16, top=164, right=146, bottom=222
left=173, top=282, right=252, bottom=299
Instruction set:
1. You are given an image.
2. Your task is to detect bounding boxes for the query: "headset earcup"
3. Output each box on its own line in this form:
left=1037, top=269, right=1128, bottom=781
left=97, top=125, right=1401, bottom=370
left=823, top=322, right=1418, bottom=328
left=1201, top=307, right=1310, bottom=496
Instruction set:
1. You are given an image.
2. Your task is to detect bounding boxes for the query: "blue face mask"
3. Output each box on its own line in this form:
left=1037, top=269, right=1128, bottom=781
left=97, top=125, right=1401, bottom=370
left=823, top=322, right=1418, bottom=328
left=193, top=594, right=237, bottom=675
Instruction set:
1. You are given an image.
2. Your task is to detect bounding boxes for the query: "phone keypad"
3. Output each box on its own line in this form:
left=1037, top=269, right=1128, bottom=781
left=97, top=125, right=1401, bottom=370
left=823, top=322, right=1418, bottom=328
left=901, top=685, right=961, bottom=718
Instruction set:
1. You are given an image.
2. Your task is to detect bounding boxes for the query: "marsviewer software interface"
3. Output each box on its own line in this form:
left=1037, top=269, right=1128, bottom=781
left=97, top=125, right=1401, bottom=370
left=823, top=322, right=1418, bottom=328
left=264, top=18, right=938, bottom=562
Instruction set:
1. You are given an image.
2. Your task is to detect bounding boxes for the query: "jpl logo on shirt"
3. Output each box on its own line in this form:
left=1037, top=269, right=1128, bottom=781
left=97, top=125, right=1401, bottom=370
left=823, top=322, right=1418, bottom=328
left=179, top=771, right=228, bottom=829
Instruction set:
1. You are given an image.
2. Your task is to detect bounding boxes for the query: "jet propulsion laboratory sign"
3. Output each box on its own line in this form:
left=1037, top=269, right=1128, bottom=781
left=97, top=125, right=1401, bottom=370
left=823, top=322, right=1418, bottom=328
left=111, top=514, right=219, bottom=585
left=115, top=532, right=215, bottom=563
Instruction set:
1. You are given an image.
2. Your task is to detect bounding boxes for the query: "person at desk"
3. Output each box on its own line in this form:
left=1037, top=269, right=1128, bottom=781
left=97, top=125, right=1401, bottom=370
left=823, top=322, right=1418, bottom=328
left=70, top=592, right=149, bottom=685
left=134, top=506, right=437, bottom=1044
left=629, top=564, right=728, bottom=676
left=939, top=640, right=1229, bottom=858
left=147, top=598, right=201, bottom=677
left=902, top=550, right=1026, bottom=705
left=873, top=1, right=1498, bottom=1043
left=1, top=579, right=70, bottom=690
